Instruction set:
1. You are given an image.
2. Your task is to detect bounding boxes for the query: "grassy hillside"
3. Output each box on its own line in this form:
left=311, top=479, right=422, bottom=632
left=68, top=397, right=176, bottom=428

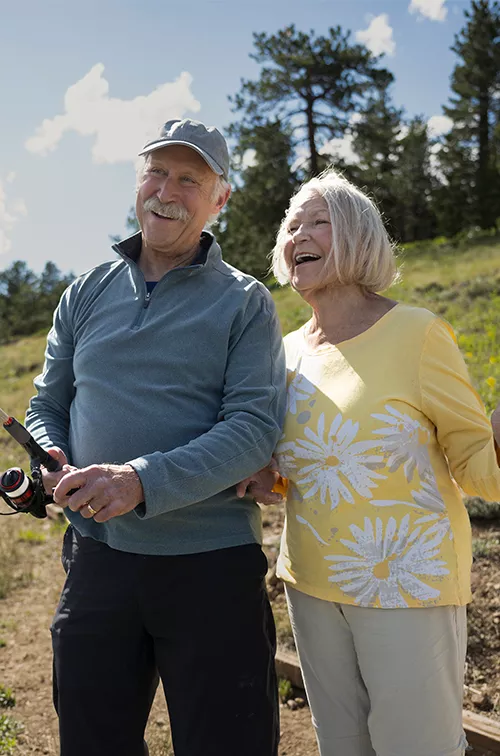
left=0, top=335, right=47, bottom=472
left=1, top=235, right=500, bottom=474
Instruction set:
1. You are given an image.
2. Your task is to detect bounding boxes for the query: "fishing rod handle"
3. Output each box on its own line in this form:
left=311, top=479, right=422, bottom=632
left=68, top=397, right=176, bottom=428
left=2, top=416, right=61, bottom=472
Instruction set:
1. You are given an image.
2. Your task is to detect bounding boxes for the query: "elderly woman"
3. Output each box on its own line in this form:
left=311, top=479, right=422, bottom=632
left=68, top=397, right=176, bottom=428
left=241, top=169, right=500, bottom=756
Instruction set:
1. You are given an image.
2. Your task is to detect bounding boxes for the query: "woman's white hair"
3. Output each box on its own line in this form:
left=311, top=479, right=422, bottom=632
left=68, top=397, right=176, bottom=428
left=272, top=169, right=398, bottom=292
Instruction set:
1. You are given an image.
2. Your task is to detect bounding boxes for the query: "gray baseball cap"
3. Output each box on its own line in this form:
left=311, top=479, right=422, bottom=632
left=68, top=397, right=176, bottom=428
left=139, top=119, right=230, bottom=180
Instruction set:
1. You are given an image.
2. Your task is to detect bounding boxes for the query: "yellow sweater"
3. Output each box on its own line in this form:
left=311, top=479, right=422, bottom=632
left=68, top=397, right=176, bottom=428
left=276, top=304, right=500, bottom=609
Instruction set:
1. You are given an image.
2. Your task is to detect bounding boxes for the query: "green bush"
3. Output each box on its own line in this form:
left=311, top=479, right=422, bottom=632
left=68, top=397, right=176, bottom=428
left=0, top=714, right=21, bottom=755
left=466, top=498, right=500, bottom=521
left=0, top=688, right=15, bottom=710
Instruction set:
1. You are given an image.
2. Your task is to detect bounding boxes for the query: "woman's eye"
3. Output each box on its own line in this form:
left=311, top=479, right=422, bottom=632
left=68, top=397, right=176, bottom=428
left=315, top=219, right=329, bottom=225
left=181, top=176, right=196, bottom=184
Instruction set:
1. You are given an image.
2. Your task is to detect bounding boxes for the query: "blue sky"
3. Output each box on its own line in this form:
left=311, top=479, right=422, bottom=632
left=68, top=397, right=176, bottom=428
left=0, top=0, right=468, bottom=276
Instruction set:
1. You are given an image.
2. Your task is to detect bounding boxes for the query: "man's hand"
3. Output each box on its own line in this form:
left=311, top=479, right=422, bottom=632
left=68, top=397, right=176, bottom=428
left=41, top=447, right=75, bottom=494
left=236, top=458, right=284, bottom=506
left=52, top=464, right=144, bottom=523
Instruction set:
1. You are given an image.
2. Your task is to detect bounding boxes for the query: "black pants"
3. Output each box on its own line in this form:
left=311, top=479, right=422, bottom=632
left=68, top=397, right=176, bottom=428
left=52, top=526, right=279, bottom=756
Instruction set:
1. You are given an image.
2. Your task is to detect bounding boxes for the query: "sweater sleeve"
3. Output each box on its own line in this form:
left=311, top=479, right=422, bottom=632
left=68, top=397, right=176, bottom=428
left=420, top=317, right=500, bottom=501
left=25, top=288, right=76, bottom=461
left=129, top=289, right=287, bottom=518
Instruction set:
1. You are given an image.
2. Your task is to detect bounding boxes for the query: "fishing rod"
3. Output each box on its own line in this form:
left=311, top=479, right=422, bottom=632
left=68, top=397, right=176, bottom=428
left=0, top=407, right=60, bottom=518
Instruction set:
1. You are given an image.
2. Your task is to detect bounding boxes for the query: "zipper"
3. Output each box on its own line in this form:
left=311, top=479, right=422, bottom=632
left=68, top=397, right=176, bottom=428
left=130, top=286, right=154, bottom=329
left=133, top=287, right=153, bottom=327
left=112, top=236, right=209, bottom=328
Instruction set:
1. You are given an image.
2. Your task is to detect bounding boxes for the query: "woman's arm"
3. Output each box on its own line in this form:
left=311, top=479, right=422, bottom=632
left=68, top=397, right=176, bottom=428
left=420, top=317, right=500, bottom=500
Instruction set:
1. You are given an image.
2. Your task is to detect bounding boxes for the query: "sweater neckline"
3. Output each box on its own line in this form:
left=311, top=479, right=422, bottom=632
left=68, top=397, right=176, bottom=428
left=299, top=302, right=400, bottom=355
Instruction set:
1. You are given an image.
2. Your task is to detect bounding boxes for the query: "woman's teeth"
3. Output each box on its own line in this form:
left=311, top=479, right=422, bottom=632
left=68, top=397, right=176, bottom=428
left=295, top=253, right=320, bottom=265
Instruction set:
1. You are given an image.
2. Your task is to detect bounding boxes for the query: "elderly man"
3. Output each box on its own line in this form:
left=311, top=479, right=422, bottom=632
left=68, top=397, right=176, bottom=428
left=26, top=119, right=286, bottom=756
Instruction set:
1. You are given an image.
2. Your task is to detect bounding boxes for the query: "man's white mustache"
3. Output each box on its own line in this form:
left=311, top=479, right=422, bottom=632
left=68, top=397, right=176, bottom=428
left=143, top=197, right=190, bottom=222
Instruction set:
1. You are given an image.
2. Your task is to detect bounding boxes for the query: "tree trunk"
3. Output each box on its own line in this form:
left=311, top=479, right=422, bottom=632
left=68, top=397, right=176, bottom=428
left=306, top=94, right=318, bottom=176
left=477, top=90, right=491, bottom=228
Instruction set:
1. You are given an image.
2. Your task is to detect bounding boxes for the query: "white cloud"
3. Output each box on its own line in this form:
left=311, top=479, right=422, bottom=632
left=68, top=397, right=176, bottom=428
left=427, top=114, right=453, bottom=138
left=429, top=142, right=445, bottom=180
left=409, top=0, right=447, bottom=22
left=241, top=148, right=257, bottom=169
left=0, top=177, right=27, bottom=256
left=349, top=113, right=363, bottom=126
left=320, top=135, right=359, bottom=165
left=396, top=124, right=410, bottom=141
left=25, top=64, right=201, bottom=164
left=292, top=113, right=363, bottom=171
left=355, top=14, right=396, bottom=57
left=291, top=146, right=310, bottom=174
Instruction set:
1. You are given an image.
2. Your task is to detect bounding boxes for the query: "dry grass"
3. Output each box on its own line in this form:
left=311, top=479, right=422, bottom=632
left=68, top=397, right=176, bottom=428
left=0, top=519, right=34, bottom=601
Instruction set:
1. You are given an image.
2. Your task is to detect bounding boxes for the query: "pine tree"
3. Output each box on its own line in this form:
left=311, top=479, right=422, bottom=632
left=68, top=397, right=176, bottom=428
left=229, top=25, right=393, bottom=176
left=393, top=117, right=438, bottom=242
left=216, top=120, right=298, bottom=279
left=0, top=261, right=73, bottom=343
left=442, top=0, right=500, bottom=230
left=346, top=85, right=403, bottom=238
left=432, top=137, right=476, bottom=237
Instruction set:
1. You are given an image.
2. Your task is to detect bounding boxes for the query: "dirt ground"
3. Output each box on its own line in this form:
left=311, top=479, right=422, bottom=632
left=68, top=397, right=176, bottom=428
left=0, top=514, right=317, bottom=756
left=0, top=506, right=499, bottom=755
left=464, top=521, right=500, bottom=717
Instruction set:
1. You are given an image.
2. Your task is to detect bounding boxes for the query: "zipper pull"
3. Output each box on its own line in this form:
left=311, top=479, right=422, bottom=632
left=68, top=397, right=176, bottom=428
left=144, top=291, right=152, bottom=308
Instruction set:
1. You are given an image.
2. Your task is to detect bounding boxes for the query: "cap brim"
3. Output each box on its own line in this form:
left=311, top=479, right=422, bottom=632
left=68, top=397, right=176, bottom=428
left=138, top=140, right=224, bottom=176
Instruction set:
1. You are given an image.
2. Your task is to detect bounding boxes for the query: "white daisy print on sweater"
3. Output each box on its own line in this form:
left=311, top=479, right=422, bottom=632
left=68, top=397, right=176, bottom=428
left=372, top=405, right=432, bottom=482
left=371, top=477, right=452, bottom=539
left=293, top=413, right=386, bottom=509
left=296, top=515, right=330, bottom=545
left=412, top=480, right=452, bottom=540
left=325, top=514, right=449, bottom=608
left=286, top=371, right=316, bottom=415
left=275, top=437, right=298, bottom=479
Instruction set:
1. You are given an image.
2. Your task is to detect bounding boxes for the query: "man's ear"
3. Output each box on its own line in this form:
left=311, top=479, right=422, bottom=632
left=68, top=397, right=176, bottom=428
left=215, top=185, right=231, bottom=213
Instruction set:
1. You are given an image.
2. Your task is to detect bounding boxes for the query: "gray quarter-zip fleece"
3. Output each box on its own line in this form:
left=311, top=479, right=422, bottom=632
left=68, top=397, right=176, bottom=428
left=25, top=232, right=286, bottom=555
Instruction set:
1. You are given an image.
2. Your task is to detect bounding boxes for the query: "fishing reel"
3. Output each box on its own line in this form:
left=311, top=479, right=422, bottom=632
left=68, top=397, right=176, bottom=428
left=0, top=465, right=51, bottom=519
left=0, top=409, right=60, bottom=519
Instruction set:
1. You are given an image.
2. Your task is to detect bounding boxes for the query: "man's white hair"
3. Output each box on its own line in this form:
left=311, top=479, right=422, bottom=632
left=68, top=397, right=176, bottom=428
left=271, top=169, right=398, bottom=292
left=206, top=175, right=230, bottom=227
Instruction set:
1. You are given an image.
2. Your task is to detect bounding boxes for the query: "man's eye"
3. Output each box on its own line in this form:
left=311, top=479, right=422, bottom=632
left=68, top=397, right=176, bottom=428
left=148, top=167, right=163, bottom=175
left=181, top=176, right=196, bottom=184
left=315, top=219, right=329, bottom=225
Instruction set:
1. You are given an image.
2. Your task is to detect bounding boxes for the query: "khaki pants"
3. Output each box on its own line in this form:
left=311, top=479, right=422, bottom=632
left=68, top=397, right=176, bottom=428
left=285, top=585, right=468, bottom=756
